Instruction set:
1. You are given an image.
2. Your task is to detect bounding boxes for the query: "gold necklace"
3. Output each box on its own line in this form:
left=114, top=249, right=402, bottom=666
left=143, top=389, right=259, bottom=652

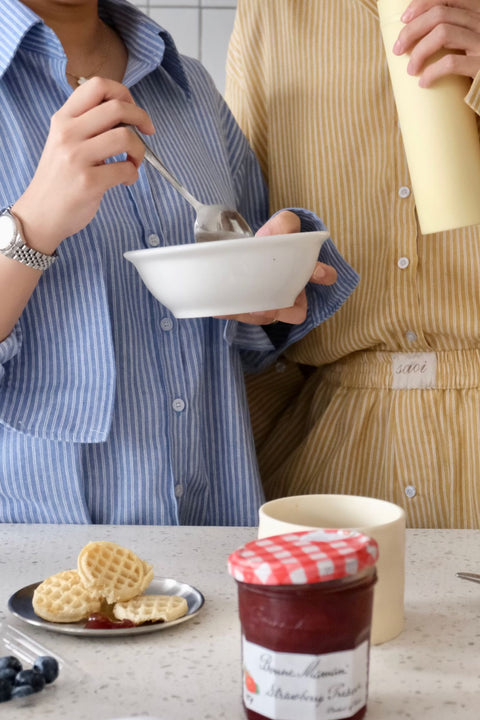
left=65, top=23, right=112, bottom=86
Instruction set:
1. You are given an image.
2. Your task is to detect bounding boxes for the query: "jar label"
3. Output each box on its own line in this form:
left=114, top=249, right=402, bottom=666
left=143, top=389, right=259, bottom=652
left=242, top=637, right=368, bottom=720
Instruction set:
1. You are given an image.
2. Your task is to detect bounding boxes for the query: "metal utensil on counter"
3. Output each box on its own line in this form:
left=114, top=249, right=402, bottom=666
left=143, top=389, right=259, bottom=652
left=128, top=126, right=253, bottom=243
left=456, top=572, right=480, bottom=584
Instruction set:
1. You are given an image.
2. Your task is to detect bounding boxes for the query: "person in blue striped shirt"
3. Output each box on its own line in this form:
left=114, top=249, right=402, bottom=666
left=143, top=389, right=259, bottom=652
left=0, top=0, right=358, bottom=525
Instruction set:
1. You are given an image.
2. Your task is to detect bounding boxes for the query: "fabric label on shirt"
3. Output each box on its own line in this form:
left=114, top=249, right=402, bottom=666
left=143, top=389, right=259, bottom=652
left=242, top=636, right=368, bottom=720
left=392, top=352, right=437, bottom=389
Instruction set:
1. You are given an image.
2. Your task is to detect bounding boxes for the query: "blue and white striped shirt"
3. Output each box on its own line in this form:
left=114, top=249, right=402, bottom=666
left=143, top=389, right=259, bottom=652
left=0, top=0, right=358, bottom=525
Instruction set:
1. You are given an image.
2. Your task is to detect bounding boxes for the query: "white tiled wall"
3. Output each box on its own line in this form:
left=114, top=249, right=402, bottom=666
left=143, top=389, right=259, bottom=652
left=130, top=0, right=238, bottom=93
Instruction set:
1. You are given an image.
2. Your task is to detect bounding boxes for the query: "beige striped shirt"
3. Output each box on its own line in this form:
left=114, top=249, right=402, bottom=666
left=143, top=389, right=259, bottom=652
left=226, top=0, right=480, bottom=528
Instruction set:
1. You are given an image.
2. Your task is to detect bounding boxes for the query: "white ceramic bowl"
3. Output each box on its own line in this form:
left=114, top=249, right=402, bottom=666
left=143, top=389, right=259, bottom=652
left=124, top=230, right=329, bottom=318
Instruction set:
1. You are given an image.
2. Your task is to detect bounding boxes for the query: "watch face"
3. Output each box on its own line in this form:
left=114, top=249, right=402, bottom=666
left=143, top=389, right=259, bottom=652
left=0, top=213, right=17, bottom=251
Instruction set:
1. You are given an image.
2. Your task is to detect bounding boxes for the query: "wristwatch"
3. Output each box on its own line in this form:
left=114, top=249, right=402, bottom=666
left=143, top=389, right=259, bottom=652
left=0, top=207, right=57, bottom=271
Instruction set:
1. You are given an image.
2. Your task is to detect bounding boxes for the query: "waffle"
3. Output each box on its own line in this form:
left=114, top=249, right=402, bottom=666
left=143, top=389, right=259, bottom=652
left=32, top=569, right=102, bottom=623
left=113, top=594, right=188, bottom=624
left=138, top=561, right=154, bottom=594
left=77, top=541, right=152, bottom=604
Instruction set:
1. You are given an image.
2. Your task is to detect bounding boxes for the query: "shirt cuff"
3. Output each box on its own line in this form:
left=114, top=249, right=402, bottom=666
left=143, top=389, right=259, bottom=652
left=465, top=70, right=480, bottom=115
left=0, top=325, right=22, bottom=382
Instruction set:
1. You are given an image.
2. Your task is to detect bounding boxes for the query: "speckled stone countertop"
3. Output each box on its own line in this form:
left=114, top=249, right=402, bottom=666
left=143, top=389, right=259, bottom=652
left=0, top=525, right=478, bottom=719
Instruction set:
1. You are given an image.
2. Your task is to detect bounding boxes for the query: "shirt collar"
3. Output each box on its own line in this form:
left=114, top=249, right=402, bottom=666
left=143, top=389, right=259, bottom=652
left=0, top=0, right=42, bottom=77
left=0, top=0, right=191, bottom=95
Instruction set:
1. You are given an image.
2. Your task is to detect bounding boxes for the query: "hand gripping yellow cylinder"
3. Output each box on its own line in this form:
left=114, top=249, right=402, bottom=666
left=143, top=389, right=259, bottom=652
left=377, top=0, right=480, bottom=234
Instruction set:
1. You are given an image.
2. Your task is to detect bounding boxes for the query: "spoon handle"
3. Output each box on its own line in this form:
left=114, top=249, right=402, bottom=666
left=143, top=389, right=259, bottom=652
left=456, top=572, right=480, bottom=584
left=128, top=126, right=202, bottom=212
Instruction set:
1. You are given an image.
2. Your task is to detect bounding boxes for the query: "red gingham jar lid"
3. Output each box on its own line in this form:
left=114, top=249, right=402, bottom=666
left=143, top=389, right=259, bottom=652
left=228, top=529, right=378, bottom=586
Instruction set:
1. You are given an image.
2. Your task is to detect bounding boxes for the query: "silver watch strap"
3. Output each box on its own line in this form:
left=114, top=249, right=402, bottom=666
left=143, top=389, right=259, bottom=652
left=2, top=207, right=57, bottom=271
left=5, top=242, right=57, bottom=271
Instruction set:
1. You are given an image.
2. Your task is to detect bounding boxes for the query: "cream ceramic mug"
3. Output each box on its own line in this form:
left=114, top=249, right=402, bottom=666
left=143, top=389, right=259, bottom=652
left=258, top=494, right=405, bottom=645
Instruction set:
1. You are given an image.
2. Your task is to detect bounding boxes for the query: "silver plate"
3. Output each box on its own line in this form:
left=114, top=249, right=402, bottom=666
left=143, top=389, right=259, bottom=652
left=8, top=577, right=205, bottom=637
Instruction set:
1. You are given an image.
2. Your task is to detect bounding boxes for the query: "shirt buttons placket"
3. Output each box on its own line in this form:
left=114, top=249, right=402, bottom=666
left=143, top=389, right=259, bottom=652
left=172, top=398, right=185, bottom=413
left=397, top=256, right=410, bottom=270
left=147, top=233, right=160, bottom=247
left=161, top=317, right=174, bottom=332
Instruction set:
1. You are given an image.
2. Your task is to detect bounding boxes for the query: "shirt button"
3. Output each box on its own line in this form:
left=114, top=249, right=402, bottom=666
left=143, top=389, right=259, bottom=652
left=148, top=233, right=160, bottom=247
left=160, top=317, right=173, bottom=331
left=405, top=485, right=417, bottom=498
left=174, top=484, right=184, bottom=498
left=275, top=361, right=286, bottom=373
left=172, top=398, right=185, bottom=413
left=405, top=330, right=417, bottom=343
left=397, top=256, right=410, bottom=270
left=398, top=186, right=411, bottom=199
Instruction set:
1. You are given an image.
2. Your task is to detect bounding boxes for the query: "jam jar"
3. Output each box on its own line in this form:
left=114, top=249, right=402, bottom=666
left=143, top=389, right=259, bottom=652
left=228, top=529, right=378, bottom=720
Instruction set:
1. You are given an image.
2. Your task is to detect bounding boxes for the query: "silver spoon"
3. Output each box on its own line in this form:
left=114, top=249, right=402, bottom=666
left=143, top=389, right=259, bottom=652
left=129, top=126, right=253, bottom=243
left=456, top=572, right=480, bottom=584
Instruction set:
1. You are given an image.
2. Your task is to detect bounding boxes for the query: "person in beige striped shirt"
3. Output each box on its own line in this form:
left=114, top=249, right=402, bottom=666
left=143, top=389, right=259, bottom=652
left=225, top=0, right=480, bottom=528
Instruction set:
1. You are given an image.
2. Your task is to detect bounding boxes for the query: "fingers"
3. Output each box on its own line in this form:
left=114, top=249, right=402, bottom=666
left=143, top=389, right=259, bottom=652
left=216, top=293, right=307, bottom=326
left=395, top=8, right=479, bottom=63
left=310, top=262, right=337, bottom=286
left=62, top=76, right=155, bottom=135
left=416, top=52, right=480, bottom=86
left=251, top=290, right=309, bottom=325
left=50, top=78, right=155, bottom=167
left=401, top=0, right=480, bottom=24
left=215, top=310, right=282, bottom=324
left=72, top=158, right=141, bottom=196
left=68, top=93, right=155, bottom=140
left=72, top=125, right=146, bottom=169
left=217, top=280, right=331, bottom=326
left=274, top=290, right=308, bottom=324
left=393, top=1, right=480, bottom=84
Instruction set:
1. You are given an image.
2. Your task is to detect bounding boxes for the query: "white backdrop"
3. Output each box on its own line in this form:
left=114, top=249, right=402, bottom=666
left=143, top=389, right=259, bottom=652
left=130, top=0, right=238, bottom=93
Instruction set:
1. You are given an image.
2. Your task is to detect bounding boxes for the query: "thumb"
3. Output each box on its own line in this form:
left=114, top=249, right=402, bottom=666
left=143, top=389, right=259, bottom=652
left=255, top=210, right=301, bottom=237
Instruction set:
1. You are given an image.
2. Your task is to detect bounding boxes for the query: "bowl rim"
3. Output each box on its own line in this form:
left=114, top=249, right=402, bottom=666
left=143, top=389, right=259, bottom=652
left=123, top=229, right=330, bottom=260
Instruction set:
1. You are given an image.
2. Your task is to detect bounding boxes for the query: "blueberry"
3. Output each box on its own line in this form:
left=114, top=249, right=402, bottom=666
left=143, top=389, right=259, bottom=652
left=0, top=667, right=16, bottom=682
left=15, top=669, right=46, bottom=693
left=33, top=656, right=59, bottom=684
left=0, top=656, right=22, bottom=673
left=11, top=684, right=35, bottom=699
left=0, top=678, right=12, bottom=703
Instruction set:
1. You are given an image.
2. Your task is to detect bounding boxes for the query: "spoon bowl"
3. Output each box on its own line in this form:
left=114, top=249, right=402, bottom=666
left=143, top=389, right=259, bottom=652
left=193, top=204, right=253, bottom=243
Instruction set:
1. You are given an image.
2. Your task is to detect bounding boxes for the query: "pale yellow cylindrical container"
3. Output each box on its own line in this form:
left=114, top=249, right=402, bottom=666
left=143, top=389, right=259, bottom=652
left=377, top=0, right=480, bottom=234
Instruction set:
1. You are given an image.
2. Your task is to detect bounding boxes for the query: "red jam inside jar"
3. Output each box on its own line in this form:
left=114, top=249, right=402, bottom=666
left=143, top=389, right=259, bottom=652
left=228, top=530, right=378, bottom=720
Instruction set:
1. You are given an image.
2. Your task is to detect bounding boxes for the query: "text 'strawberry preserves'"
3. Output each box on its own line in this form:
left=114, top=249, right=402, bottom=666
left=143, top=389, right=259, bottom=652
left=228, top=529, right=378, bottom=720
